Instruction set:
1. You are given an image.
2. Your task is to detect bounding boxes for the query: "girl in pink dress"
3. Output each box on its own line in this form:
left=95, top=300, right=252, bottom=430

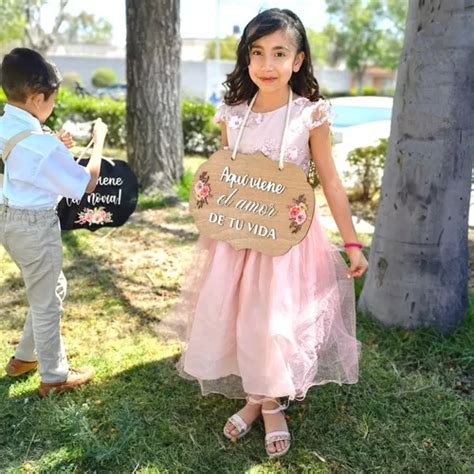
left=170, top=8, right=368, bottom=457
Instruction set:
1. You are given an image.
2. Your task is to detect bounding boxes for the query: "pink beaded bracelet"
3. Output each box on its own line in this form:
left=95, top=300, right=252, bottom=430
left=344, top=242, right=363, bottom=250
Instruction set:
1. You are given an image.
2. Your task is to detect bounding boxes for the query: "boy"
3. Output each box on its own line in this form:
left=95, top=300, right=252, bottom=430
left=0, top=48, right=108, bottom=397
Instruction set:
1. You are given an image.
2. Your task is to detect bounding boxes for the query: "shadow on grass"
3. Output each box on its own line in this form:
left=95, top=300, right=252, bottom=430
left=1, top=229, right=473, bottom=471
left=155, top=224, right=198, bottom=242
left=0, top=356, right=270, bottom=472
left=0, top=230, right=173, bottom=334
left=127, top=215, right=198, bottom=243
left=0, top=309, right=473, bottom=472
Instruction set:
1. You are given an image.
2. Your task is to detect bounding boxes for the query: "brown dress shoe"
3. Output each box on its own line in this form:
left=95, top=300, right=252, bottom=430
left=5, top=357, right=38, bottom=377
left=38, top=367, right=95, bottom=398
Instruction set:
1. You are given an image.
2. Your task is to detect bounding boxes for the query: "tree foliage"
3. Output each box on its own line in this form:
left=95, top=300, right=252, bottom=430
left=22, top=0, right=69, bottom=55
left=0, top=0, right=113, bottom=55
left=325, top=0, right=408, bottom=90
left=205, top=35, right=238, bottom=60
left=306, top=28, right=331, bottom=68
left=0, top=0, right=25, bottom=45
left=59, top=12, right=113, bottom=44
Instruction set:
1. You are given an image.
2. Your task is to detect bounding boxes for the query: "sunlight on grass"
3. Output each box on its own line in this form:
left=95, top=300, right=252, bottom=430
left=137, top=156, right=206, bottom=210
left=0, top=201, right=472, bottom=472
left=184, top=155, right=207, bottom=174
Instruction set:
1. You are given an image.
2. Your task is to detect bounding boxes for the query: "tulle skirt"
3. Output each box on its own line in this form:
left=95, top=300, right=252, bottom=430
left=162, top=208, right=361, bottom=401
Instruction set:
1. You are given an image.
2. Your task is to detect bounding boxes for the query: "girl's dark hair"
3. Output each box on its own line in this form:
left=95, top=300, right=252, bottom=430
left=223, top=8, right=322, bottom=105
left=1, top=48, right=62, bottom=102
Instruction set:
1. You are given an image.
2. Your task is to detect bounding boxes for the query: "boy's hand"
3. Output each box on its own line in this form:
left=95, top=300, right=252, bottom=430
left=56, top=129, right=75, bottom=149
left=93, top=118, right=108, bottom=144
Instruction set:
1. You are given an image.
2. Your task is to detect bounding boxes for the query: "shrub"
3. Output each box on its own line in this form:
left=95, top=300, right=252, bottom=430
left=322, top=90, right=353, bottom=98
left=62, top=72, right=83, bottom=90
left=350, top=86, right=379, bottom=96
left=46, top=88, right=126, bottom=148
left=176, top=168, right=195, bottom=201
left=1, top=88, right=221, bottom=156
left=362, top=85, right=379, bottom=96
left=181, top=99, right=220, bottom=156
left=346, top=138, right=387, bottom=201
left=91, top=68, right=117, bottom=88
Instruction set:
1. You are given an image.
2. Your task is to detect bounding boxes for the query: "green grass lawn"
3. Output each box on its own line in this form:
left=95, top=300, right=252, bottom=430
left=0, top=170, right=473, bottom=472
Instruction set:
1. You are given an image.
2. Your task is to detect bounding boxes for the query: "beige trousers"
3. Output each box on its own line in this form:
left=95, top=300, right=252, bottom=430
left=0, top=205, right=69, bottom=383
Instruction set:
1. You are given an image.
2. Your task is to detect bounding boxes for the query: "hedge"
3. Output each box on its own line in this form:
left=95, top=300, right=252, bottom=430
left=0, top=88, right=220, bottom=155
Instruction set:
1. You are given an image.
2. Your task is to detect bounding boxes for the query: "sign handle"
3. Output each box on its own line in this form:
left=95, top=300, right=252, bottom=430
left=230, top=87, right=293, bottom=172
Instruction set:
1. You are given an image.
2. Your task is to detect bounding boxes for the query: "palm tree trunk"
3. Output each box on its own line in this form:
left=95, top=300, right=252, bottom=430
left=358, top=1, right=474, bottom=332
left=126, top=0, right=183, bottom=194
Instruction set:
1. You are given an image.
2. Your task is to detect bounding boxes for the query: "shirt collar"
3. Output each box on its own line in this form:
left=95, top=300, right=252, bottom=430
left=4, top=104, right=43, bottom=132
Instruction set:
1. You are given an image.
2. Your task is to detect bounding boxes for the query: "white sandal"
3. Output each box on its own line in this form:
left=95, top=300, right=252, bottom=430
left=262, top=404, right=291, bottom=458
left=223, top=413, right=252, bottom=440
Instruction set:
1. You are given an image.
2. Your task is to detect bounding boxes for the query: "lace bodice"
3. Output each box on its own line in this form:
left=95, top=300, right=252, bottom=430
left=214, top=96, right=332, bottom=175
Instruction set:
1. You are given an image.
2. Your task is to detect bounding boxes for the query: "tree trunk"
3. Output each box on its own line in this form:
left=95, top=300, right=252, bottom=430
left=356, top=67, right=365, bottom=94
left=126, top=0, right=183, bottom=194
left=358, top=1, right=474, bottom=333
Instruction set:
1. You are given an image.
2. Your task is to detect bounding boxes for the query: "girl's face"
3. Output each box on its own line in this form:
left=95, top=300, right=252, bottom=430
left=248, top=29, right=304, bottom=94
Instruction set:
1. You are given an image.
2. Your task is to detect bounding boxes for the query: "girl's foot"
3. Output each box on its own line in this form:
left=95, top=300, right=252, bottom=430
left=223, top=402, right=261, bottom=439
left=262, top=400, right=291, bottom=457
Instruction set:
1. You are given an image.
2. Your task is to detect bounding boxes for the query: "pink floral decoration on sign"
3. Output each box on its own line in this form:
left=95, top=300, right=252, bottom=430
left=194, top=171, right=212, bottom=208
left=75, top=207, right=113, bottom=226
left=288, top=194, right=308, bottom=233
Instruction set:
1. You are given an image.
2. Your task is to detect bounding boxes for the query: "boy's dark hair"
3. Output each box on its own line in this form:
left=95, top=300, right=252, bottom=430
left=1, top=48, right=62, bottom=102
left=224, top=8, right=322, bottom=105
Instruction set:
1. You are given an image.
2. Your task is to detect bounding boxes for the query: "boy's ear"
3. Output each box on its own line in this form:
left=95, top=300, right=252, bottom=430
left=293, top=52, right=305, bottom=73
left=30, top=92, right=46, bottom=110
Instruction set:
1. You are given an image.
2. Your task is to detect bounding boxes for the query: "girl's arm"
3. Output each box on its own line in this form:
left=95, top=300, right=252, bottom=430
left=309, top=122, right=368, bottom=278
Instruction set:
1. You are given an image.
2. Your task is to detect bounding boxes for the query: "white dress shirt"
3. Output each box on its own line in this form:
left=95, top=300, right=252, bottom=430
left=0, top=104, right=90, bottom=209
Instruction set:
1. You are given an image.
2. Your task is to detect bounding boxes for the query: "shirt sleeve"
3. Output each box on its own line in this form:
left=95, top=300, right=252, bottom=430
left=33, top=143, right=91, bottom=200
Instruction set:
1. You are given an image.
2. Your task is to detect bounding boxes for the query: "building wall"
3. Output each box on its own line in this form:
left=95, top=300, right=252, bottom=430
left=316, top=69, right=352, bottom=94
left=49, top=54, right=356, bottom=99
left=49, top=55, right=127, bottom=89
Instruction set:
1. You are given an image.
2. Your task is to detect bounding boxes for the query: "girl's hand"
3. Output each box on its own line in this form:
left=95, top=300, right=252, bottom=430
left=345, top=247, right=368, bottom=279
left=56, top=129, right=75, bottom=149
left=93, top=118, right=108, bottom=144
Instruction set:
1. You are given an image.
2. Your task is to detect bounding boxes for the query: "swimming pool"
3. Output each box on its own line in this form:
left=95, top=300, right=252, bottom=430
left=331, top=105, right=392, bottom=128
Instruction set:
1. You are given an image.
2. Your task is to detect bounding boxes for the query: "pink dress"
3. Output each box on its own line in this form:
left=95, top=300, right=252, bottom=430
left=168, top=96, right=361, bottom=401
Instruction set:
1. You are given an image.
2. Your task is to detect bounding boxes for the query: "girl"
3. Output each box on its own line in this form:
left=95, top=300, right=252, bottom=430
left=171, top=8, right=368, bottom=457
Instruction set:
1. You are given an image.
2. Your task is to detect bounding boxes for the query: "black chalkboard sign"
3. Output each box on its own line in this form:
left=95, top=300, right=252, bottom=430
left=57, top=157, right=138, bottom=231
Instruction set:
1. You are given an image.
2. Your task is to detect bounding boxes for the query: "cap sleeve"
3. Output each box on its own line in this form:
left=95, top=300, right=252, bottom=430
left=303, top=99, right=332, bottom=130
left=213, top=102, right=230, bottom=124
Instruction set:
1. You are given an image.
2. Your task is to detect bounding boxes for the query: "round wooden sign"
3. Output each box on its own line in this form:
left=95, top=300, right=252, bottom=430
left=189, top=149, right=315, bottom=256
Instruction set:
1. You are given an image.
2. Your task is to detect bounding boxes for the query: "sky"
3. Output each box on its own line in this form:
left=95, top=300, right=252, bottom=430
left=42, top=0, right=328, bottom=46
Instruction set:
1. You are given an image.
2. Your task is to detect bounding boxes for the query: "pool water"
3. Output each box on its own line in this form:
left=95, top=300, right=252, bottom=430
left=331, top=105, right=392, bottom=128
